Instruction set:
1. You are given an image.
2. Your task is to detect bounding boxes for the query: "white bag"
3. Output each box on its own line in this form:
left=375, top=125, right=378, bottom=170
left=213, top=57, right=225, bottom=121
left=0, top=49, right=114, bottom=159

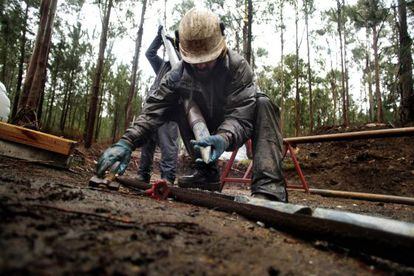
left=0, top=82, right=10, bottom=122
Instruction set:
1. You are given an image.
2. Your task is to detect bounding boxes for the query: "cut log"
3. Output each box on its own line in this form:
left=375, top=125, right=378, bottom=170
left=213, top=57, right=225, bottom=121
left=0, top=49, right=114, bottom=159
left=0, top=122, right=76, bottom=155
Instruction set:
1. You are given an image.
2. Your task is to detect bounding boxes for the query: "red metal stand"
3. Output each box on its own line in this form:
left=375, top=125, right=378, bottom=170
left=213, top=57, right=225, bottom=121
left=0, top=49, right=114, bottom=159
left=220, top=140, right=309, bottom=193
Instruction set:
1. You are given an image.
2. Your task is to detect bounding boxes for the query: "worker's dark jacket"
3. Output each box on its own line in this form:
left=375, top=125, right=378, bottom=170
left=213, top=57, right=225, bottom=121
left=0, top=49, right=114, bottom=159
left=122, top=49, right=255, bottom=151
left=145, top=32, right=164, bottom=75
left=123, top=50, right=285, bottom=198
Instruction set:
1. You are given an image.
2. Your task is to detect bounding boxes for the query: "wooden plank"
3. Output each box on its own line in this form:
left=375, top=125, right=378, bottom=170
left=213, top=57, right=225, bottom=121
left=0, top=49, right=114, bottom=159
left=0, top=140, right=71, bottom=168
left=0, top=122, right=77, bottom=155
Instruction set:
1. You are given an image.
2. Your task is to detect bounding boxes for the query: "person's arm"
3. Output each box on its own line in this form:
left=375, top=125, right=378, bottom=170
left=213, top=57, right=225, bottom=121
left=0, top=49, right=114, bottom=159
left=96, top=63, right=182, bottom=176
left=216, top=54, right=256, bottom=150
left=145, top=26, right=164, bottom=74
left=121, top=63, right=182, bottom=148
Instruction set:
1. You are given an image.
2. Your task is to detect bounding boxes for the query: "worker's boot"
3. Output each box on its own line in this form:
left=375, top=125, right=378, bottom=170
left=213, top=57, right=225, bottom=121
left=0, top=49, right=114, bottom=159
left=136, top=173, right=151, bottom=183
left=252, top=183, right=288, bottom=202
left=177, top=163, right=220, bottom=191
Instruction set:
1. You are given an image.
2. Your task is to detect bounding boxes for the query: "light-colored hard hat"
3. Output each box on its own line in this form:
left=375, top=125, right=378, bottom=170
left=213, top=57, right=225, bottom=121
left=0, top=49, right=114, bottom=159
left=178, top=7, right=226, bottom=64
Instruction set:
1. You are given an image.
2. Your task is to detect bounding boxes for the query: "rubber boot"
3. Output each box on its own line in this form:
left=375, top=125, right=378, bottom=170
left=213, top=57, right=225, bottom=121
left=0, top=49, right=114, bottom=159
left=252, top=185, right=288, bottom=202
left=136, top=173, right=151, bottom=183
left=178, top=163, right=220, bottom=191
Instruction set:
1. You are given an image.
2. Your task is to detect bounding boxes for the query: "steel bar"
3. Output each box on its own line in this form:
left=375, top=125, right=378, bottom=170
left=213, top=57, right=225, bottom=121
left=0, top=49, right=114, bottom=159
left=117, top=176, right=414, bottom=266
left=300, top=188, right=414, bottom=206
left=284, top=142, right=309, bottom=192
left=284, top=127, right=414, bottom=145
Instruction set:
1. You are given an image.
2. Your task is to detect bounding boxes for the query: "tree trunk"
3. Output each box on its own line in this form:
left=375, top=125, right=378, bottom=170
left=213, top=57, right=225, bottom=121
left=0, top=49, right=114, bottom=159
left=336, top=0, right=348, bottom=126
left=330, top=74, right=338, bottom=125
left=25, top=0, right=56, bottom=111
left=305, top=0, right=313, bottom=133
left=15, top=0, right=57, bottom=128
left=372, top=24, right=383, bottom=122
left=125, top=0, right=147, bottom=130
left=279, top=1, right=285, bottom=131
left=94, top=79, right=106, bottom=141
left=11, top=3, right=29, bottom=120
left=243, top=0, right=253, bottom=64
left=326, top=38, right=337, bottom=125
left=44, top=54, right=60, bottom=130
left=112, top=108, right=120, bottom=143
left=397, top=0, right=414, bottom=124
left=343, top=1, right=350, bottom=124
left=36, top=66, right=48, bottom=122
left=1, top=7, right=10, bottom=83
left=84, top=0, right=113, bottom=148
left=59, top=70, right=74, bottom=132
left=294, top=2, right=300, bottom=136
left=365, top=28, right=374, bottom=122
left=69, top=100, right=78, bottom=131
left=45, top=79, right=57, bottom=130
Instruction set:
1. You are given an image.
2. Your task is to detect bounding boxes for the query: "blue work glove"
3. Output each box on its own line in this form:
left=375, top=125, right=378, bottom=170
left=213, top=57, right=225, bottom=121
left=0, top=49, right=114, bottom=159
left=191, top=134, right=229, bottom=163
left=96, top=140, right=133, bottom=177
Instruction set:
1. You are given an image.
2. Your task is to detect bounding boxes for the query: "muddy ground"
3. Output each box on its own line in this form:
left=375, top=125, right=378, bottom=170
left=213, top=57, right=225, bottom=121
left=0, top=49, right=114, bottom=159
left=1, top=125, right=414, bottom=275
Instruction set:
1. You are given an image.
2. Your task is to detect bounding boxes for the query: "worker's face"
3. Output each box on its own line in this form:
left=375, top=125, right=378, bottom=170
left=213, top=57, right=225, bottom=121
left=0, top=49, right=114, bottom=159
left=191, top=59, right=217, bottom=78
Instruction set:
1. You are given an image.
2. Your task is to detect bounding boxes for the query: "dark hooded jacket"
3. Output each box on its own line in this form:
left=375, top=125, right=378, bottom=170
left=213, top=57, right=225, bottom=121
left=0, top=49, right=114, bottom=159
left=122, top=49, right=256, bottom=151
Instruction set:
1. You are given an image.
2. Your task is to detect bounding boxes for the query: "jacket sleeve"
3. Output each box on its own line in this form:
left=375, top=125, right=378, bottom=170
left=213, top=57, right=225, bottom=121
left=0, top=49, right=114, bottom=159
left=217, top=57, right=256, bottom=149
left=121, top=64, right=182, bottom=148
left=145, top=33, right=164, bottom=74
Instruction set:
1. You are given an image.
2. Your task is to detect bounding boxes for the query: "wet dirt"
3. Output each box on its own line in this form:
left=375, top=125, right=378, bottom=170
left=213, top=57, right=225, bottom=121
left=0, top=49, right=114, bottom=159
left=1, top=126, right=414, bottom=275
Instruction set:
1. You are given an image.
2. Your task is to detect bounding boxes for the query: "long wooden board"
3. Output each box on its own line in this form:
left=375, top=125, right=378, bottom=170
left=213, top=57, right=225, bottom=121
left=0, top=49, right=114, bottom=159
left=0, top=122, right=77, bottom=155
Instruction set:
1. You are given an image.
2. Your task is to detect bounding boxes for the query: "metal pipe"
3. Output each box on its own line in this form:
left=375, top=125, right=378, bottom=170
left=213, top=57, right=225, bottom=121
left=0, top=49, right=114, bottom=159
left=284, top=127, right=414, bottom=145
left=183, top=99, right=211, bottom=163
left=300, top=188, right=414, bottom=206
left=117, top=176, right=414, bottom=266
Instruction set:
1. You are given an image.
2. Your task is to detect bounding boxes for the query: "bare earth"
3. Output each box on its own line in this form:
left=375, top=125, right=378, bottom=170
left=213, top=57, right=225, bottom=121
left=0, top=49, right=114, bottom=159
left=1, top=127, right=414, bottom=275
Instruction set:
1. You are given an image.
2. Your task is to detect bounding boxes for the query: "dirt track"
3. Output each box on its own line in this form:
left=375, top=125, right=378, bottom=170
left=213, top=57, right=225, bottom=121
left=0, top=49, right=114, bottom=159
left=1, top=133, right=414, bottom=274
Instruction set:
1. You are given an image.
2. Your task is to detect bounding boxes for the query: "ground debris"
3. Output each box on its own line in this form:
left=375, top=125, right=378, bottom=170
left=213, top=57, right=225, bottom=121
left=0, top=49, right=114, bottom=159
left=1, top=132, right=414, bottom=275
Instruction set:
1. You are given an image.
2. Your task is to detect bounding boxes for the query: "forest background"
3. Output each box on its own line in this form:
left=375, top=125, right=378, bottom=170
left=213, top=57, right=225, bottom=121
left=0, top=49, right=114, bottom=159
left=1, top=0, right=413, bottom=148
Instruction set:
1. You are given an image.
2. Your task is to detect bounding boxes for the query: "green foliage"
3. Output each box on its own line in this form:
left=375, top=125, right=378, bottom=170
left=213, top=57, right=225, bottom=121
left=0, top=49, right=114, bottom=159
left=170, top=0, right=195, bottom=31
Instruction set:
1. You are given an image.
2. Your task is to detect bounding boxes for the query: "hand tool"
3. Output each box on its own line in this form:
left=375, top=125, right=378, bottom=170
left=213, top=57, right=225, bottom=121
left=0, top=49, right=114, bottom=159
left=89, top=161, right=121, bottom=190
left=122, top=179, right=170, bottom=200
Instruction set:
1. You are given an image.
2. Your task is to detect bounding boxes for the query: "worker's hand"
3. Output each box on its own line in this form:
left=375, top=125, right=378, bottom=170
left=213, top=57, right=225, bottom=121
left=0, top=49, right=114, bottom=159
left=191, top=134, right=229, bottom=163
left=96, top=140, right=133, bottom=177
left=157, top=25, right=163, bottom=37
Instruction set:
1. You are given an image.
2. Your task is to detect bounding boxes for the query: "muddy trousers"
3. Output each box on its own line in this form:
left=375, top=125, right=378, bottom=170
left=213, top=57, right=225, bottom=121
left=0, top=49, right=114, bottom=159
left=171, top=94, right=285, bottom=198
left=138, top=121, right=179, bottom=182
left=250, top=94, right=286, bottom=198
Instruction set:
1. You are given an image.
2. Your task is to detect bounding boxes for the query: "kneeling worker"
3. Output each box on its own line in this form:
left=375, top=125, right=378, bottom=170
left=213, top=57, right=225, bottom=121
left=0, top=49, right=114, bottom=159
left=97, top=7, right=288, bottom=202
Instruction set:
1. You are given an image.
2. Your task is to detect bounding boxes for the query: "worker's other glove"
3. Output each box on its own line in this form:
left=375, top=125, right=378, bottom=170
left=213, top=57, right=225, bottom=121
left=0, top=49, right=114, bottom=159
left=157, top=25, right=163, bottom=37
left=96, top=139, right=133, bottom=177
left=191, top=134, right=229, bottom=163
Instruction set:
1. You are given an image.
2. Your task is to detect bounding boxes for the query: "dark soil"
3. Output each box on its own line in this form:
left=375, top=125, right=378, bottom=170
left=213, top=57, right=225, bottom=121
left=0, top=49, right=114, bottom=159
left=1, top=125, right=414, bottom=275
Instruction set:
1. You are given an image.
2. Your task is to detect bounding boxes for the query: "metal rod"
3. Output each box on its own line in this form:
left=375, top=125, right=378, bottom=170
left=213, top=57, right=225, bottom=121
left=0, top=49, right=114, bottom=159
left=285, top=142, right=309, bottom=192
left=117, top=176, right=414, bottom=266
left=301, top=188, right=414, bottom=206
left=284, top=127, right=414, bottom=145
left=220, top=147, right=239, bottom=190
